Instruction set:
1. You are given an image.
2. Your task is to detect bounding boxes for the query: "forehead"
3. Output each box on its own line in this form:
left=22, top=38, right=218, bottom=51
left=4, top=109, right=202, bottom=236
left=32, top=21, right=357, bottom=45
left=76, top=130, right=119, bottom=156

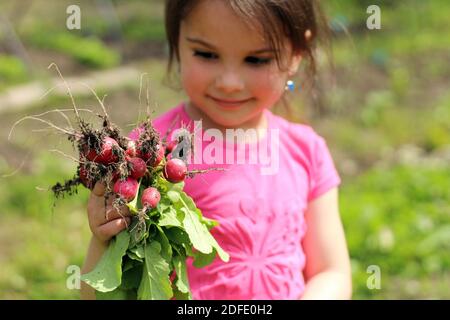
left=180, top=0, right=269, bottom=51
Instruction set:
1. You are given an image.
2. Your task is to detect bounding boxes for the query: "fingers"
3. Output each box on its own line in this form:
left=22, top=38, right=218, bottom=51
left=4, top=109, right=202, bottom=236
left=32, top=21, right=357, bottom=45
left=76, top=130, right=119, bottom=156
left=89, top=182, right=110, bottom=211
left=104, top=203, right=132, bottom=221
left=88, top=198, right=131, bottom=226
left=96, top=217, right=131, bottom=243
left=88, top=181, right=133, bottom=241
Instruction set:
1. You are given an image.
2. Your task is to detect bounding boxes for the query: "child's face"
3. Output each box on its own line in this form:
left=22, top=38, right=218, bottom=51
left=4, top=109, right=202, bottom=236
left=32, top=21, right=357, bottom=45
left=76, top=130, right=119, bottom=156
left=178, top=0, right=301, bottom=129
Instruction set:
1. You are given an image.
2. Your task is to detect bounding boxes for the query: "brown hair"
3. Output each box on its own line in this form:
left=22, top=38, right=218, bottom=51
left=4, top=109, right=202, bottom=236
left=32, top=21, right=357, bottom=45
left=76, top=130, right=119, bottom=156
left=164, top=0, right=330, bottom=117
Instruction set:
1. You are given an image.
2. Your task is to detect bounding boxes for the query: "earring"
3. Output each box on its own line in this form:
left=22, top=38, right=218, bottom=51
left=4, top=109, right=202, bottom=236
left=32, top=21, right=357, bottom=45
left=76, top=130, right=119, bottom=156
left=285, top=80, right=295, bottom=92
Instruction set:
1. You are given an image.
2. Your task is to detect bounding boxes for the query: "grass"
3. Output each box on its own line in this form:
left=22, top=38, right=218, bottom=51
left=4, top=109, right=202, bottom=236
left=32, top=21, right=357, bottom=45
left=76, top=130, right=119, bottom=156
left=122, top=15, right=166, bottom=42
left=340, top=163, right=450, bottom=299
left=0, top=55, right=28, bottom=90
left=27, top=31, right=121, bottom=69
left=0, top=153, right=91, bottom=299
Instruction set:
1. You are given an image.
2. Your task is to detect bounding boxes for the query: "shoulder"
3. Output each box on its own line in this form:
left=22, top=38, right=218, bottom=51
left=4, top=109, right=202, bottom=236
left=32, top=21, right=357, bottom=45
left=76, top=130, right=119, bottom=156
left=268, top=110, right=341, bottom=197
left=268, top=111, right=327, bottom=158
left=150, top=103, right=187, bottom=138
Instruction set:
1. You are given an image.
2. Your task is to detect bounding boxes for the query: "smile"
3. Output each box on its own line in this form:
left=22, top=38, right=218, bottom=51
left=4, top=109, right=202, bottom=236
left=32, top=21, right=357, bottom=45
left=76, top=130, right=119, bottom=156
left=208, top=96, right=253, bottom=109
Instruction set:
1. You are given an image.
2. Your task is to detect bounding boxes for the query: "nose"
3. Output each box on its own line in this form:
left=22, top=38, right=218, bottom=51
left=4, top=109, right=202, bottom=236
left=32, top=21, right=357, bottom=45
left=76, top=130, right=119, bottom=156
left=214, top=69, right=245, bottom=93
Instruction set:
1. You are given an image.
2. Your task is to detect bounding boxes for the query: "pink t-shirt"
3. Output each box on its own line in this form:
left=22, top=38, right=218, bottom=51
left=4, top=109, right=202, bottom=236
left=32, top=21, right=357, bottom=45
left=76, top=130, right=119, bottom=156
left=151, top=102, right=341, bottom=300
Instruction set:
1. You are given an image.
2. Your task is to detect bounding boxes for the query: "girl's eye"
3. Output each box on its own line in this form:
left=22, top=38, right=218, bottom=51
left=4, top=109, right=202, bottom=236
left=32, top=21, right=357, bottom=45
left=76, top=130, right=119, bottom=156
left=193, top=50, right=272, bottom=66
left=245, top=56, right=272, bottom=66
left=193, top=50, right=218, bottom=60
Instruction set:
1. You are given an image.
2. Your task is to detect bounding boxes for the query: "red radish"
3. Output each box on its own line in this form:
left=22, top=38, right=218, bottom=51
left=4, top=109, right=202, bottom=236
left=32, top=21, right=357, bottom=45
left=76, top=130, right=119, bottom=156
left=138, top=142, right=165, bottom=167
left=163, top=158, right=187, bottom=183
left=84, top=137, right=119, bottom=164
left=165, top=140, right=177, bottom=153
left=113, top=177, right=139, bottom=202
left=149, top=143, right=165, bottom=167
left=129, top=157, right=147, bottom=179
left=141, top=187, right=161, bottom=209
left=126, top=140, right=137, bottom=157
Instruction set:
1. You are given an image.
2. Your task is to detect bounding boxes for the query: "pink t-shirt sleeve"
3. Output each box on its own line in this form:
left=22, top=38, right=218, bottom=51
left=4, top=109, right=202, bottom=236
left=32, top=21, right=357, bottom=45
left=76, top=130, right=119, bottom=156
left=307, top=133, right=341, bottom=202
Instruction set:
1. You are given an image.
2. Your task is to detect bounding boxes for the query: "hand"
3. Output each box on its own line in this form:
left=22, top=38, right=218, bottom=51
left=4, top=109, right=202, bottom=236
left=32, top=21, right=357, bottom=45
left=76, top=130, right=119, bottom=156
left=87, top=182, right=132, bottom=244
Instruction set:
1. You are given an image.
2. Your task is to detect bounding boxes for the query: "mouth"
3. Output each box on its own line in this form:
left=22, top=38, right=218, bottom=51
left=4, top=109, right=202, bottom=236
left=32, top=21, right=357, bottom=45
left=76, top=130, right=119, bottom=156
left=208, top=96, right=253, bottom=109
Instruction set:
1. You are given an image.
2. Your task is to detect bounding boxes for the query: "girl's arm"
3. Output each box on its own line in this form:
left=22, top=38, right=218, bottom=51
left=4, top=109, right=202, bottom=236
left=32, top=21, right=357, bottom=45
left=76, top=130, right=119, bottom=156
left=80, top=236, right=108, bottom=299
left=300, top=187, right=352, bottom=299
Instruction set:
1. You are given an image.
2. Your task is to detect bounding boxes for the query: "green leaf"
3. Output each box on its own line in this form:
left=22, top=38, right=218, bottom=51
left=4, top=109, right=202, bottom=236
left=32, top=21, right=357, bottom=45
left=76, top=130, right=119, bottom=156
left=130, top=245, right=145, bottom=259
left=202, top=216, right=219, bottom=230
left=128, top=245, right=145, bottom=262
left=181, top=206, right=213, bottom=254
left=165, top=228, right=193, bottom=256
left=155, top=226, right=173, bottom=263
left=159, top=207, right=182, bottom=228
left=157, top=175, right=184, bottom=193
left=121, top=264, right=143, bottom=290
left=172, top=286, right=192, bottom=300
left=165, top=227, right=190, bottom=245
left=126, top=180, right=142, bottom=214
left=157, top=198, right=171, bottom=212
left=137, top=242, right=173, bottom=300
left=81, top=230, right=130, bottom=292
left=173, top=254, right=190, bottom=294
left=126, top=204, right=139, bottom=215
left=170, top=181, right=185, bottom=192
left=167, top=190, right=181, bottom=203
left=179, top=193, right=229, bottom=262
left=193, top=249, right=217, bottom=268
left=179, top=192, right=203, bottom=219
left=123, top=256, right=141, bottom=271
left=128, top=217, right=148, bottom=247
left=156, top=175, right=172, bottom=193
left=208, top=235, right=229, bottom=263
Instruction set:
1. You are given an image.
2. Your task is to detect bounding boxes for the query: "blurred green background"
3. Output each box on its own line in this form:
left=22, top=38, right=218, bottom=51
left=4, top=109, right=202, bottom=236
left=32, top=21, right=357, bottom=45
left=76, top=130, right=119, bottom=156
left=0, top=0, right=448, bottom=299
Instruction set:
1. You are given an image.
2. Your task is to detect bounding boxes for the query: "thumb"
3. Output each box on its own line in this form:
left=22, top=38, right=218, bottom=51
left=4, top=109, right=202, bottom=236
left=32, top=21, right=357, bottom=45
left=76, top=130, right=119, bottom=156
left=92, top=182, right=106, bottom=197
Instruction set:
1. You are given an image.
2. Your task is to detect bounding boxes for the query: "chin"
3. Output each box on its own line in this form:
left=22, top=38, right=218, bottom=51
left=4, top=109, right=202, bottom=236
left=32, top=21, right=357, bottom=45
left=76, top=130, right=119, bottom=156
left=207, top=112, right=252, bottom=128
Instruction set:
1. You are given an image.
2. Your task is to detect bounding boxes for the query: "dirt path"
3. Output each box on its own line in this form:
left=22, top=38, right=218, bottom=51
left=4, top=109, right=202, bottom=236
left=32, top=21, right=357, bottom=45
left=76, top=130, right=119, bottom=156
left=0, top=66, right=142, bottom=114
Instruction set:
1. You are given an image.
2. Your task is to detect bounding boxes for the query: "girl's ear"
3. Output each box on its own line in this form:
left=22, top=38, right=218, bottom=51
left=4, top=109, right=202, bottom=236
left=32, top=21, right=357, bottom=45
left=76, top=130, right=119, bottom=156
left=288, top=54, right=302, bottom=77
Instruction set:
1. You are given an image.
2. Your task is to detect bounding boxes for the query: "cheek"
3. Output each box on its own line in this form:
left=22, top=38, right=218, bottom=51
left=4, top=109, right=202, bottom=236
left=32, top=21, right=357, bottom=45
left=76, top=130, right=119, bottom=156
left=249, top=69, right=286, bottom=101
left=180, top=59, right=211, bottom=97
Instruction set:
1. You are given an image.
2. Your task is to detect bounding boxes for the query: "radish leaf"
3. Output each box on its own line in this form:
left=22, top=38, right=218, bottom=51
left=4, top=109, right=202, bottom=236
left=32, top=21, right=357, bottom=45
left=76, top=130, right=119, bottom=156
left=159, top=207, right=182, bottom=228
left=81, top=230, right=130, bottom=292
left=137, top=242, right=172, bottom=300
left=193, top=249, right=217, bottom=268
left=173, top=254, right=190, bottom=294
left=181, top=206, right=213, bottom=254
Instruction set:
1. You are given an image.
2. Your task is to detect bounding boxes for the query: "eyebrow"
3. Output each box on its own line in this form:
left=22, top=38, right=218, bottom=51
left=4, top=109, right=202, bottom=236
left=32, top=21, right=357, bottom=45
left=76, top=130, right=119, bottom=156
left=186, top=37, right=276, bottom=54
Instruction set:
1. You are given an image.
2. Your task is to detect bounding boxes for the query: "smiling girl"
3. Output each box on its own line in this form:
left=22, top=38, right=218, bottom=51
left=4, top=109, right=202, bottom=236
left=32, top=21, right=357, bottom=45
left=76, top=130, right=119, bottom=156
left=81, top=0, right=352, bottom=300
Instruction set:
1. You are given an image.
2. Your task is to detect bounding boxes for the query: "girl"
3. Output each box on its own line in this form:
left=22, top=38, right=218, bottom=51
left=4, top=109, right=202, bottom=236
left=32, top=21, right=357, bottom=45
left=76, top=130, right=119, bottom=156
left=81, top=0, right=352, bottom=300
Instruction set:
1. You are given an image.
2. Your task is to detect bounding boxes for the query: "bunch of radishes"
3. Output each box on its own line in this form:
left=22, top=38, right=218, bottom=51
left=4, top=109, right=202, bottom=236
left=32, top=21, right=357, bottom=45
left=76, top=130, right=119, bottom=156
left=75, top=122, right=189, bottom=214
left=73, top=118, right=229, bottom=300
